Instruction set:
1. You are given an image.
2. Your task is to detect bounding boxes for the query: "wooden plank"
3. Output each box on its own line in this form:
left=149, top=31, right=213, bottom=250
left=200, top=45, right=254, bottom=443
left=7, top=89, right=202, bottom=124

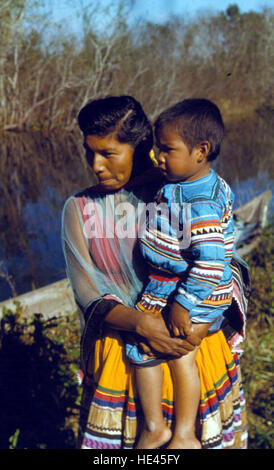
left=0, top=278, right=77, bottom=319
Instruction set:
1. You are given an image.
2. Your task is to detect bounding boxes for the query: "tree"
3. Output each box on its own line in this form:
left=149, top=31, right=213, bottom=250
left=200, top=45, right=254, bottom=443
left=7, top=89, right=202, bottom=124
left=0, top=0, right=28, bottom=126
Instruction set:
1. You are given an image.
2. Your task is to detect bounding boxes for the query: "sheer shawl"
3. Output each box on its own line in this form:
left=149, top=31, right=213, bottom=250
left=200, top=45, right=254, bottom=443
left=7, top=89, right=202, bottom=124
left=61, top=176, right=161, bottom=331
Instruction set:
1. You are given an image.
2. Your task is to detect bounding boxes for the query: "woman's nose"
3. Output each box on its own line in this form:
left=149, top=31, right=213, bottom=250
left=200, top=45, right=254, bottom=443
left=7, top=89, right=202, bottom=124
left=92, top=153, right=105, bottom=173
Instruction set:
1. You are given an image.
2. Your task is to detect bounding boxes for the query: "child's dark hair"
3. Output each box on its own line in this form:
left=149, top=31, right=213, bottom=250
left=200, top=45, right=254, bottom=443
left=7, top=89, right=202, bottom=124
left=154, top=98, right=225, bottom=161
left=78, top=95, right=154, bottom=171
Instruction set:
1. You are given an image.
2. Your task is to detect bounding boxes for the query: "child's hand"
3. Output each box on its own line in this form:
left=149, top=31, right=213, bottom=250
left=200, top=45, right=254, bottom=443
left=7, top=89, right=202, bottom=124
left=168, top=302, right=193, bottom=337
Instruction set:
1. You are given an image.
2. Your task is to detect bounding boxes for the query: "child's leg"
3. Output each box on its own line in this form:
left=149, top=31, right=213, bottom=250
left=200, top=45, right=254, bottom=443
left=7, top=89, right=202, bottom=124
left=135, top=364, right=172, bottom=449
left=168, top=348, right=201, bottom=449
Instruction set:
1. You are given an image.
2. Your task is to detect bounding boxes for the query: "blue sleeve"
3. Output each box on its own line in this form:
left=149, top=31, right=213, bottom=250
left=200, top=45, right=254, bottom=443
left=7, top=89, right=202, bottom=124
left=174, top=200, right=226, bottom=311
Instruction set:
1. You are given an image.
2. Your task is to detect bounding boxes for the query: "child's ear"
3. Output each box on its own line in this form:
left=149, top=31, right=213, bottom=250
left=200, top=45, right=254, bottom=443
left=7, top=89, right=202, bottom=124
left=197, top=141, right=210, bottom=162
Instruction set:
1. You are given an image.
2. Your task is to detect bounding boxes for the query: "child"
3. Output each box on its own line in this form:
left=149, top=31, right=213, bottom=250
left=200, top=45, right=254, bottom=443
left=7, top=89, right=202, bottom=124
left=125, top=99, right=235, bottom=449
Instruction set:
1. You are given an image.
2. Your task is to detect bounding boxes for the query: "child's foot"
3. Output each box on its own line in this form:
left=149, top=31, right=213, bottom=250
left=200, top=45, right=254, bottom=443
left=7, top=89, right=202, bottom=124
left=136, top=425, right=172, bottom=449
left=167, top=435, right=201, bottom=449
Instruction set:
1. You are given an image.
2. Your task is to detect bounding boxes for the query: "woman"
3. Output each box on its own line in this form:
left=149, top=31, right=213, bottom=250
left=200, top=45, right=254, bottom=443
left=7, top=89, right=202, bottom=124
left=61, top=95, right=247, bottom=449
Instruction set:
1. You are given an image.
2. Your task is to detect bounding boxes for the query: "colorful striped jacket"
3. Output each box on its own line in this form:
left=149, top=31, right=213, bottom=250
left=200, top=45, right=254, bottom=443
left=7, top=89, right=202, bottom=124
left=138, top=169, right=234, bottom=331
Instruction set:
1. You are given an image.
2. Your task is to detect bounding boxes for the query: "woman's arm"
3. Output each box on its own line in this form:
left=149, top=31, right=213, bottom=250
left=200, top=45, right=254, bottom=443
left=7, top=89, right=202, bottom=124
left=105, top=303, right=201, bottom=358
left=61, top=197, right=104, bottom=313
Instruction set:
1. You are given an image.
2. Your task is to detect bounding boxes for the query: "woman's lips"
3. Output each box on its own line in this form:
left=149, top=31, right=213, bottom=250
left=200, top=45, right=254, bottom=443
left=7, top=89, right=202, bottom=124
left=98, top=177, right=114, bottom=183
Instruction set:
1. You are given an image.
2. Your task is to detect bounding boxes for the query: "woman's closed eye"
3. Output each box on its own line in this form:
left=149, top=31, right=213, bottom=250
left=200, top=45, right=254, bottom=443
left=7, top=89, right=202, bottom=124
left=83, top=145, right=116, bottom=159
left=100, top=151, right=117, bottom=158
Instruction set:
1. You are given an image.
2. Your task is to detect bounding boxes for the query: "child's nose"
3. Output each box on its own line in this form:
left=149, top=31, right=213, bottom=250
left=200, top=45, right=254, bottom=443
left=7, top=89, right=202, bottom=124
left=158, top=151, right=166, bottom=164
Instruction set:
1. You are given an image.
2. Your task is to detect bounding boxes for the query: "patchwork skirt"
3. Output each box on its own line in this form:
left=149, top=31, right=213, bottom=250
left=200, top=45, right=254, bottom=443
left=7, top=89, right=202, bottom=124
left=78, top=328, right=247, bottom=449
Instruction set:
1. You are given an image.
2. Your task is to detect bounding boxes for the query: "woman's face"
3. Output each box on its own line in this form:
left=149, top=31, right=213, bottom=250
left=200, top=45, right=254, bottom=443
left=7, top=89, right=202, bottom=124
left=84, top=133, right=135, bottom=191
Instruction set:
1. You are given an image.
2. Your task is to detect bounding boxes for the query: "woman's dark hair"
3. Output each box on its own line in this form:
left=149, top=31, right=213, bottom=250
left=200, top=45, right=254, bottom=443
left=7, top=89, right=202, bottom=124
left=78, top=95, right=154, bottom=172
left=154, top=98, right=225, bottom=161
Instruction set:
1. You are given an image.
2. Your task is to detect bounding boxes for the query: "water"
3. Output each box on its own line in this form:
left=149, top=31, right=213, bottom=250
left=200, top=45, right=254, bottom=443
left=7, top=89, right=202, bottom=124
left=0, top=114, right=273, bottom=302
left=0, top=131, right=95, bottom=301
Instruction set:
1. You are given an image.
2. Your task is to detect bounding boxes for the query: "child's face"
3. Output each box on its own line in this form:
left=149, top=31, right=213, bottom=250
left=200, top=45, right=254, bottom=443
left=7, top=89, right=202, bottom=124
left=156, top=124, right=210, bottom=182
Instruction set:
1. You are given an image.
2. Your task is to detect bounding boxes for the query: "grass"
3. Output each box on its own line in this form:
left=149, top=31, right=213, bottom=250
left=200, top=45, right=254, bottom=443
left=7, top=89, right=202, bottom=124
left=241, top=223, right=274, bottom=449
left=0, top=304, right=81, bottom=449
left=0, top=223, right=273, bottom=448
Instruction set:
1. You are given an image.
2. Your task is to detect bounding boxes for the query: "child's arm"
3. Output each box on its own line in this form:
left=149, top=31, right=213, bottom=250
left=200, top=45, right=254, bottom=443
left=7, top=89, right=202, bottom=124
left=174, top=200, right=229, bottom=326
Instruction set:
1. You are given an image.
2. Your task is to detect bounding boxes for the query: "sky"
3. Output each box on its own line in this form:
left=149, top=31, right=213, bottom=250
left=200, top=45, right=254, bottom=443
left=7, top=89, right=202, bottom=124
left=46, top=0, right=274, bottom=31
left=130, top=0, right=273, bottom=23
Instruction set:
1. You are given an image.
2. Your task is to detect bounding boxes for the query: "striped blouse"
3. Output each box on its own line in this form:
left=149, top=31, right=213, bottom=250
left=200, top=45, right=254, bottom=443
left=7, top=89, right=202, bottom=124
left=138, top=169, right=234, bottom=331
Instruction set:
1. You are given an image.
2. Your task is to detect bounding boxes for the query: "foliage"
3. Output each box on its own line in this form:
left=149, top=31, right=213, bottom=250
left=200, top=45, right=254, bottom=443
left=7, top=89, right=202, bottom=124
left=0, top=1, right=273, bottom=131
left=245, top=223, right=274, bottom=327
left=241, top=223, right=274, bottom=449
left=0, top=302, right=81, bottom=449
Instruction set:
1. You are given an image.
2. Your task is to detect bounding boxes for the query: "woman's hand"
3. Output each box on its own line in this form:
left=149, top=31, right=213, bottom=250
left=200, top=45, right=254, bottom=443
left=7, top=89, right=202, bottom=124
left=105, top=303, right=205, bottom=359
left=136, top=311, right=201, bottom=358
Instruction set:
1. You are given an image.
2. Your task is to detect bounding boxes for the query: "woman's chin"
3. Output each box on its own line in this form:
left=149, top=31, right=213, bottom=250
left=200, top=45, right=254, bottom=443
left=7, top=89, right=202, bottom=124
left=97, top=179, right=124, bottom=192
